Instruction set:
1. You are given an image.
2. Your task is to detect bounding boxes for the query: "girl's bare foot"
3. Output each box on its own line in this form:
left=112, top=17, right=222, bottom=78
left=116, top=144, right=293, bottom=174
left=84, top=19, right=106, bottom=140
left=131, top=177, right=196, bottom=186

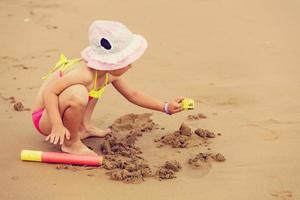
left=79, top=124, right=111, bottom=139
left=61, top=140, right=97, bottom=156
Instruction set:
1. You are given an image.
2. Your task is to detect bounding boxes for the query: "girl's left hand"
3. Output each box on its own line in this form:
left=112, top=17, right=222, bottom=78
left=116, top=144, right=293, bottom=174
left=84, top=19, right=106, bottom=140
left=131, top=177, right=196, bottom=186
left=166, top=96, right=185, bottom=115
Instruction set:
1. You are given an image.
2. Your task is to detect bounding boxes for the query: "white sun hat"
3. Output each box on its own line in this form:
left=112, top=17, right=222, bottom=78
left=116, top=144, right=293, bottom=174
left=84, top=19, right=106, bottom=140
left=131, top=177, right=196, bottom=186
left=81, top=20, right=148, bottom=71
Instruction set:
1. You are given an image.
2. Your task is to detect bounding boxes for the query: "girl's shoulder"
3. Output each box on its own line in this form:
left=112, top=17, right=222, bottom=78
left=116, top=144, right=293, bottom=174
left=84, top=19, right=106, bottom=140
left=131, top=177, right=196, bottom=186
left=66, top=61, right=94, bottom=79
left=53, top=61, right=95, bottom=87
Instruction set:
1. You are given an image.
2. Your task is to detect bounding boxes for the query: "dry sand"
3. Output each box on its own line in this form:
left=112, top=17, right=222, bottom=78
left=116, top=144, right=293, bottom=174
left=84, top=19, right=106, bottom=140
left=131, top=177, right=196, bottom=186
left=1, top=0, right=300, bottom=199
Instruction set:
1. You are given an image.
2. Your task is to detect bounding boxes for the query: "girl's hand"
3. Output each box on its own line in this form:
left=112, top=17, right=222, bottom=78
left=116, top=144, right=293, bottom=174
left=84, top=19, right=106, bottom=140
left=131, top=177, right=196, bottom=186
left=166, top=96, right=185, bottom=115
left=45, top=125, right=71, bottom=145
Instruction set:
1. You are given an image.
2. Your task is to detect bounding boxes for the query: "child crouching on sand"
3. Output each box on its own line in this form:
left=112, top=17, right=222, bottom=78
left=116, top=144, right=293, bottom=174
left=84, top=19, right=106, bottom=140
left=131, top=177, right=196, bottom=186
left=32, top=20, right=184, bottom=156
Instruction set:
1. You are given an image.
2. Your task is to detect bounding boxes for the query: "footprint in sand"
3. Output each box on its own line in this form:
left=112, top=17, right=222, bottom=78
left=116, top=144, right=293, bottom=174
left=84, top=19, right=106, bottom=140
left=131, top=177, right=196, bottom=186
left=247, top=123, right=279, bottom=142
left=270, top=190, right=293, bottom=200
left=12, top=64, right=29, bottom=70
left=247, top=118, right=300, bottom=142
left=11, top=176, right=19, bottom=181
left=45, top=24, right=58, bottom=30
left=0, top=56, right=18, bottom=63
left=248, top=118, right=300, bottom=141
left=26, top=1, right=60, bottom=15
left=261, top=129, right=279, bottom=141
left=25, top=2, right=61, bottom=30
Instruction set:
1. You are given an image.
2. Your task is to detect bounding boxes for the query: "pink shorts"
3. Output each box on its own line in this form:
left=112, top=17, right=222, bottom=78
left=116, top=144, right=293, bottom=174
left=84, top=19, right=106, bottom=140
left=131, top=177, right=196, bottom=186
left=32, top=108, right=45, bottom=135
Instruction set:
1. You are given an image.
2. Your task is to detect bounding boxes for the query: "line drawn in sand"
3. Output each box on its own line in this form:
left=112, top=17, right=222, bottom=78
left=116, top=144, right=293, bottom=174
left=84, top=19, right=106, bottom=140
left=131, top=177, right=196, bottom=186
left=270, top=190, right=293, bottom=200
left=247, top=123, right=279, bottom=142
left=247, top=118, right=300, bottom=142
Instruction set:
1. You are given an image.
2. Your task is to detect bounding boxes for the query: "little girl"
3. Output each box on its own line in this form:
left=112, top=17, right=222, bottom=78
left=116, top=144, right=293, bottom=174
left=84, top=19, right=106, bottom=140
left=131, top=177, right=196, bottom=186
left=32, top=20, right=184, bottom=156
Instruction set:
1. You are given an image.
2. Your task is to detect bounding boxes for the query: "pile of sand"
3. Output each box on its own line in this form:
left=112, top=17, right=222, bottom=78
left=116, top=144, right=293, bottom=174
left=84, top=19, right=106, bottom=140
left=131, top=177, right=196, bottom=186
left=104, top=155, right=152, bottom=183
left=188, top=152, right=225, bottom=169
left=101, top=113, right=157, bottom=183
left=101, top=133, right=152, bottom=183
left=98, top=113, right=225, bottom=183
left=154, top=123, right=217, bottom=148
left=154, top=123, right=192, bottom=148
left=187, top=113, right=207, bottom=120
left=52, top=113, right=225, bottom=184
left=155, top=160, right=182, bottom=180
left=109, top=113, right=158, bottom=135
left=1, top=95, right=30, bottom=111
left=101, top=134, right=142, bottom=158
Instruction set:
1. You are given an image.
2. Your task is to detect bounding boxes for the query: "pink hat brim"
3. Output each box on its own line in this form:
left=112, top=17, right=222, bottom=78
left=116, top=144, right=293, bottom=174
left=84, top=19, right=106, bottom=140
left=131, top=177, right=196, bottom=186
left=81, top=36, right=148, bottom=71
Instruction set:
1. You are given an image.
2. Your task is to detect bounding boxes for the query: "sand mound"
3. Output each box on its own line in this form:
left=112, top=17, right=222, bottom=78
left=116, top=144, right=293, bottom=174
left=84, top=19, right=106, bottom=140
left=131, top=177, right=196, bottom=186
left=1, top=96, right=30, bottom=111
left=154, top=123, right=192, bottom=148
left=13, top=102, right=30, bottom=111
left=188, top=152, right=226, bottom=169
left=155, top=160, right=182, bottom=180
left=109, top=113, right=158, bottom=135
left=103, top=155, right=152, bottom=184
left=54, top=113, right=225, bottom=184
left=187, top=113, right=207, bottom=120
left=100, top=132, right=151, bottom=183
left=101, top=113, right=159, bottom=183
left=100, top=132, right=153, bottom=183
left=154, top=123, right=216, bottom=148
left=100, top=134, right=142, bottom=157
left=194, top=128, right=216, bottom=138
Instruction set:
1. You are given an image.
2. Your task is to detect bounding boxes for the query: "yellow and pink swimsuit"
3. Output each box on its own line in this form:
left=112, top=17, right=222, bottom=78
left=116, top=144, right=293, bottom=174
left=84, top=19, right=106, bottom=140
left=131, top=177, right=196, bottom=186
left=32, top=54, right=108, bottom=135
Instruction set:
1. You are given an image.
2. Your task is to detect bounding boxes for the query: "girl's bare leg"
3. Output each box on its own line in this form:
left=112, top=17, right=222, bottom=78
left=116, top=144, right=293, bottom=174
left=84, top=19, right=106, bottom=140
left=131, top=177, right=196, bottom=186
left=39, top=84, right=97, bottom=156
left=79, top=98, right=111, bottom=139
left=61, top=96, right=97, bottom=156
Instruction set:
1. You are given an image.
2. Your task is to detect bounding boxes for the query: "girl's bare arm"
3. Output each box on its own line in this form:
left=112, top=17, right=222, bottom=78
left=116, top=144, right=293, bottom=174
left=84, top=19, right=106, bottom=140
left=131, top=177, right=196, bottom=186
left=112, top=77, right=183, bottom=114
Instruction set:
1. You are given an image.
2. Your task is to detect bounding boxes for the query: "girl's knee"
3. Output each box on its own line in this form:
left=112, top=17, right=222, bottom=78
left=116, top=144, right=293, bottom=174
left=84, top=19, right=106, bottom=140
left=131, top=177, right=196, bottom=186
left=69, top=96, right=88, bottom=109
left=60, top=84, right=89, bottom=108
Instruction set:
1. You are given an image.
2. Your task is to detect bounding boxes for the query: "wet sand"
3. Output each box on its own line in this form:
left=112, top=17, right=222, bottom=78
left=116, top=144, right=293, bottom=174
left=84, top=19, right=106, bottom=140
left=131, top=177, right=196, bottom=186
left=0, top=0, right=300, bottom=199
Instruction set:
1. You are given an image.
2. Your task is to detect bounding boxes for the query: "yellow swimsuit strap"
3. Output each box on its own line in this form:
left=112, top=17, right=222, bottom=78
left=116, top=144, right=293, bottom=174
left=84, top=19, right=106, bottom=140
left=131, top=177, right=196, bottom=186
left=88, top=72, right=109, bottom=99
left=92, top=71, right=109, bottom=90
left=42, top=54, right=82, bottom=80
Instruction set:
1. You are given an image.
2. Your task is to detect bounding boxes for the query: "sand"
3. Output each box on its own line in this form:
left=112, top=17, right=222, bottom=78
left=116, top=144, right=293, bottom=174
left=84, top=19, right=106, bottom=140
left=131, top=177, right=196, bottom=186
left=1, top=0, right=300, bottom=199
left=101, top=114, right=223, bottom=183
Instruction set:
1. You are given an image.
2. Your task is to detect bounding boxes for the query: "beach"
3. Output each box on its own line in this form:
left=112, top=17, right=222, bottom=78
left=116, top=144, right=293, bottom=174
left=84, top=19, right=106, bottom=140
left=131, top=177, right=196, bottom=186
left=0, top=0, right=299, bottom=199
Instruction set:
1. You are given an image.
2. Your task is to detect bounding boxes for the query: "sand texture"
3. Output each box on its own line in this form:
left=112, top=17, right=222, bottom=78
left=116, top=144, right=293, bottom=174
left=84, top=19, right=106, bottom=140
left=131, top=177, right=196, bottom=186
left=0, top=0, right=300, bottom=199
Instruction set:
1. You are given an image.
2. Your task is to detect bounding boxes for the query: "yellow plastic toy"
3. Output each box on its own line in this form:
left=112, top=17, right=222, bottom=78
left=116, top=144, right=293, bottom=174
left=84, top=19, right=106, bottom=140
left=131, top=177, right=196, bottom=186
left=21, top=150, right=103, bottom=166
left=181, top=98, right=195, bottom=110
